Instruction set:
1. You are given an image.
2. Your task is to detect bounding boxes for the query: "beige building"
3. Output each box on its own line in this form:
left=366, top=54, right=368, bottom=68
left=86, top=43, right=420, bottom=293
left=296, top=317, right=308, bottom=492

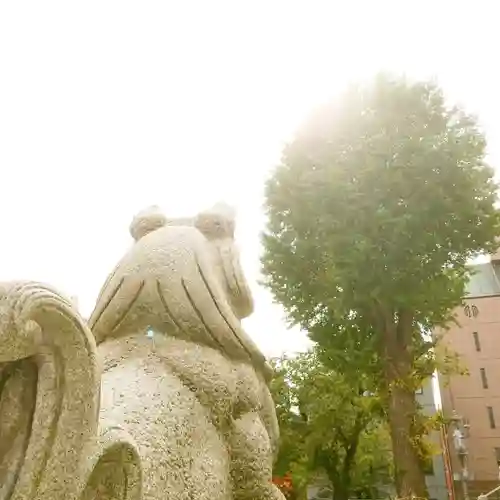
left=439, top=255, right=500, bottom=498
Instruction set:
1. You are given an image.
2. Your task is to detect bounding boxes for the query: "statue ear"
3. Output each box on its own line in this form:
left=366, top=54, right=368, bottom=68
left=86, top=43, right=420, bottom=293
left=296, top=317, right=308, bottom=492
left=194, top=213, right=235, bottom=239
left=194, top=203, right=236, bottom=239
left=129, top=206, right=167, bottom=241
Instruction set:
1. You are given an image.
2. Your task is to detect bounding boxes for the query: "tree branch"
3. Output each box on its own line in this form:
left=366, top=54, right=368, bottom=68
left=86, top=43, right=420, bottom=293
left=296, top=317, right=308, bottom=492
left=396, top=308, right=414, bottom=345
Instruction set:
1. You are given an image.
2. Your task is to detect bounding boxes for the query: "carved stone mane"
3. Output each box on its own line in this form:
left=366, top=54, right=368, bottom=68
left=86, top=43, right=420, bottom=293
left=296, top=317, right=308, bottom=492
left=0, top=203, right=283, bottom=500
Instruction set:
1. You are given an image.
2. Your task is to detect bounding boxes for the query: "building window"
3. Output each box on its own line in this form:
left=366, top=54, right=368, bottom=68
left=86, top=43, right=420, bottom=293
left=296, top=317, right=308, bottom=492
left=481, top=368, right=489, bottom=389
left=495, top=448, right=500, bottom=466
left=473, top=332, right=481, bottom=352
left=487, top=406, right=496, bottom=429
left=464, top=304, right=479, bottom=318
left=415, top=387, right=424, bottom=395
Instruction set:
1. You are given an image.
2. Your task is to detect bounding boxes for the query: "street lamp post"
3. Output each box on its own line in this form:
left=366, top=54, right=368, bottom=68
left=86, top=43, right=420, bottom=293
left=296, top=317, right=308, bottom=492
left=451, top=410, right=470, bottom=500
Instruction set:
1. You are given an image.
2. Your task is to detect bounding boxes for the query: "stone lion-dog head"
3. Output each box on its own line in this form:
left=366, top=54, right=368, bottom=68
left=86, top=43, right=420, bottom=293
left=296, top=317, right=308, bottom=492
left=88, top=202, right=270, bottom=378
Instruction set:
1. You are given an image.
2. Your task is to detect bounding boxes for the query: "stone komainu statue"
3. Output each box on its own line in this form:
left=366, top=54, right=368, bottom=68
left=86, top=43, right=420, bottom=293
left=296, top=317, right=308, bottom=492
left=0, top=203, right=285, bottom=500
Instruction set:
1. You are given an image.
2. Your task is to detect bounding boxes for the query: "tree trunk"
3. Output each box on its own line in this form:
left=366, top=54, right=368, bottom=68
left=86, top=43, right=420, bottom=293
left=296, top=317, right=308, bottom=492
left=379, top=310, right=429, bottom=499
left=386, top=382, right=428, bottom=499
left=330, top=428, right=360, bottom=500
left=332, top=483, right=350, bottom=500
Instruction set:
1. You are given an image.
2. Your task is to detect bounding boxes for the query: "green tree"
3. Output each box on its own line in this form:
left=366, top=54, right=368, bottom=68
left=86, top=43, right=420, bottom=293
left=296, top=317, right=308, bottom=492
left=263, top=75, right=500, bottom=498
left=270, top=352, right=393, bottom=500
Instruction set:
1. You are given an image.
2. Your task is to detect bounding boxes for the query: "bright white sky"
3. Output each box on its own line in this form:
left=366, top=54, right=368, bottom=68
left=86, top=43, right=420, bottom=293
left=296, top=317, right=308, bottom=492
left=1, top=1, right=499, bottom=357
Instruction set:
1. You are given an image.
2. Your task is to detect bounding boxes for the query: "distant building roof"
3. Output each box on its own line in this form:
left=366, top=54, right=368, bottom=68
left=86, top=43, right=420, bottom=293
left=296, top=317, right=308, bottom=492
left=465, top=262, right=500, bottom=297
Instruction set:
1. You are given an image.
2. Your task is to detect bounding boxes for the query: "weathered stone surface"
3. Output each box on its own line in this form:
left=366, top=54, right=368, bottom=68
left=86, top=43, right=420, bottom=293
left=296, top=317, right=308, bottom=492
left=0, top=203, right=284, bottom=500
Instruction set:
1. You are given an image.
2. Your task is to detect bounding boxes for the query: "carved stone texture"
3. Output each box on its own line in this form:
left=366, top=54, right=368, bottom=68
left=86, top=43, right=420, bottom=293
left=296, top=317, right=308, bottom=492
left=0, top=281, right=141, bottom=500
left=0, top=203, right=284, bottom=500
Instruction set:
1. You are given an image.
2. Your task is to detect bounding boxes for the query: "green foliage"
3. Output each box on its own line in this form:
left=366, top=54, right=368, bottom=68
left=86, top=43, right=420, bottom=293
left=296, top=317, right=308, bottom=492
left=263, top=74, right=500, bottom=334
left=262, top=74, right=500, bottom=497
left=270, top=352, right=393, bottom=499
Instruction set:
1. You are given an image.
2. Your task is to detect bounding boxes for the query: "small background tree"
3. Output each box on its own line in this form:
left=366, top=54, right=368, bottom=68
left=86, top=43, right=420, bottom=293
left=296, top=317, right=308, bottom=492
left=263, top=74, right=500, bottom=498
left=270, top=352, right=394, bottom=500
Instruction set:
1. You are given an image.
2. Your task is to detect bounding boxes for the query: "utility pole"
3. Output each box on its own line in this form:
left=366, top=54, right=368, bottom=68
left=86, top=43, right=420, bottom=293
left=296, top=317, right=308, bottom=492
left=450, top=410, right=470, bottom=500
